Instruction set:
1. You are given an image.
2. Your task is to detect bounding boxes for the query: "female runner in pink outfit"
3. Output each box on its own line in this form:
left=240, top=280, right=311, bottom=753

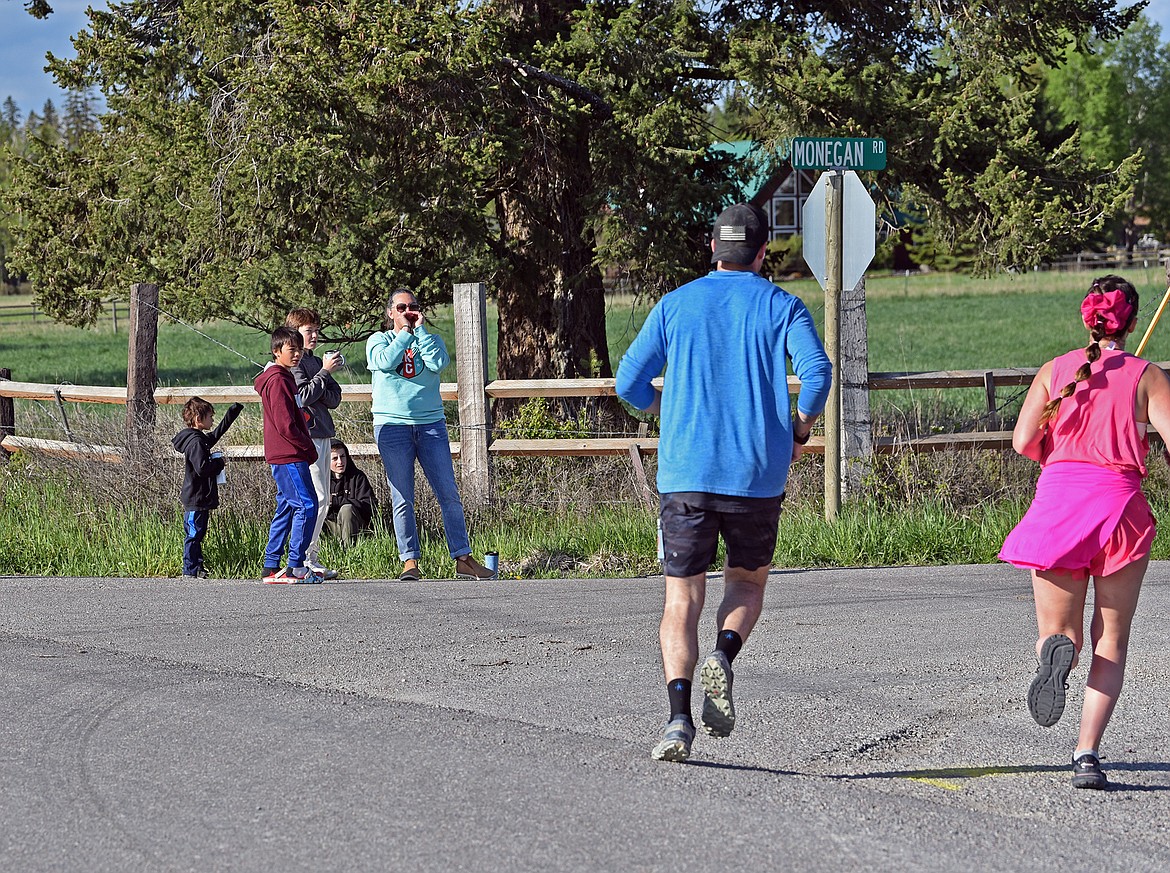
left=1001, top=275, right=1170, bottom=789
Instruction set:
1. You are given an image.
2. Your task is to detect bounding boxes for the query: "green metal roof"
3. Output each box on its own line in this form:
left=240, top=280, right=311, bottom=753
left=708, top=140, right=781, bottom=202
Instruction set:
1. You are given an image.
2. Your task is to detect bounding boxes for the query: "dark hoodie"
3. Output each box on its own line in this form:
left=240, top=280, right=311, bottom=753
left=328, top=461, right=376, bottom=526
left=171, top=402, right=244, bottom=511
left=253, top=363, right=317, bottom=465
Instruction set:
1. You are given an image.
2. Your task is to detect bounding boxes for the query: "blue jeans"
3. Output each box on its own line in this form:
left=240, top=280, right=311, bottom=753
left=182, top=509, right=210, bottom=576
left=375, top=421, right=470, bottom=560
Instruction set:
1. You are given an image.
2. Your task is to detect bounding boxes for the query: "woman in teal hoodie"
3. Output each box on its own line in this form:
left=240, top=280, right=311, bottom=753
left=366, top=288, right=495, bottom=581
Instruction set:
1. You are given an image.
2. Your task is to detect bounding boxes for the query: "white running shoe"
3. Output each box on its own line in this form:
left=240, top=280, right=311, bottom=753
left=305, top=560, right=338, bottom=580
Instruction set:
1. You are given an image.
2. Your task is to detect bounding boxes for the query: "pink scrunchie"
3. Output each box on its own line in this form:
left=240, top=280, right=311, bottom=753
left=1081, top=289, right=1133, bottom=334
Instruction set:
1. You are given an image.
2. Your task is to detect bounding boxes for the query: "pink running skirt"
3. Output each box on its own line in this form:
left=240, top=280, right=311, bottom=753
left=999, top=461, right=1154, bottom=578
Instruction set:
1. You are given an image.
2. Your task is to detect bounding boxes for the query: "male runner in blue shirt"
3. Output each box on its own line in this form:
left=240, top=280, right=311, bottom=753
left=616, top=202, right=832, bottom=762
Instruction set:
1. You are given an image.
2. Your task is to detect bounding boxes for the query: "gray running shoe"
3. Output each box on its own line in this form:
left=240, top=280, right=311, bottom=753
left=651, top=716, right=695, bottom=762
left=1028, top=634, right=1075, bottom=727
left=306, top=560, right=339, bottom=580
left=699, top=650, right=736, bottom=738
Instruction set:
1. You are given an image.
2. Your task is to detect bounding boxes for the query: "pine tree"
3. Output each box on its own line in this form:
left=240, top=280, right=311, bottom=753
left=63, top=89, right=97, bottom=150
left=7, top=0, right=1144, bottom=379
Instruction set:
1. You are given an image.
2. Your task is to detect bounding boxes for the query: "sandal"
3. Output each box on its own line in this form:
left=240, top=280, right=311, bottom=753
left=399, top=559, right=421, bottom=582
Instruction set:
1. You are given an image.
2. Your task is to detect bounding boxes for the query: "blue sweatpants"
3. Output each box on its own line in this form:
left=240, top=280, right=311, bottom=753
left=265, top=461, right=318, bottom=570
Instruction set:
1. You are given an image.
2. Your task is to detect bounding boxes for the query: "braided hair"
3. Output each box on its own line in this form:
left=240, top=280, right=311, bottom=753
left=1038, top=275, right=1139, bottom=426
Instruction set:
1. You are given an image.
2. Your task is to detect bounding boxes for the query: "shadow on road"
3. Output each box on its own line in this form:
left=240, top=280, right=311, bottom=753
left=833, top=761, right=1170, bottom=792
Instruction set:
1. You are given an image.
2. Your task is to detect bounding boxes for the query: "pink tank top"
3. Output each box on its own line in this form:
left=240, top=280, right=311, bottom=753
left=1042, top=347, right=1149, bottom=475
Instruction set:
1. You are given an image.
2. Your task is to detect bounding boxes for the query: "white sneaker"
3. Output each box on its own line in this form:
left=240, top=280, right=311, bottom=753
left=305, top=560, right=338, bottom=580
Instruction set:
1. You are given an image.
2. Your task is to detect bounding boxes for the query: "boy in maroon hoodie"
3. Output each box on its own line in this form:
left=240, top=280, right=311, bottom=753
left=253, top=326, right=322, bottom=584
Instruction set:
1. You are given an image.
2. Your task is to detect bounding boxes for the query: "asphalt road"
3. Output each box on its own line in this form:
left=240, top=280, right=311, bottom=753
left=3, top=563, right=1170, bottom=872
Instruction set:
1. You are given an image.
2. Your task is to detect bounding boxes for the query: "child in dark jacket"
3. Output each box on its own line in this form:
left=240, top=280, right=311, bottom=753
left=172, top=396, right=244, bottom=578
left=254, top=326, right=321, bottom=584
left=325, top=439, right=377, bottom=546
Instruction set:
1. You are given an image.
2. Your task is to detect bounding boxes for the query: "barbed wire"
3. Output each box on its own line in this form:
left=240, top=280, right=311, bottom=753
left=138, top=298, right=269, bottom=369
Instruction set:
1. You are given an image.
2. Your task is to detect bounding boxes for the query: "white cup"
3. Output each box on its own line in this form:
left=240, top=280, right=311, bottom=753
left=211, top=451, right=226, bottom=485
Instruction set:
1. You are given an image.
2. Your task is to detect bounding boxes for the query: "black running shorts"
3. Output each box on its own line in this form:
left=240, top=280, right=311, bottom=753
left=658, top=492, right=783, bottom=577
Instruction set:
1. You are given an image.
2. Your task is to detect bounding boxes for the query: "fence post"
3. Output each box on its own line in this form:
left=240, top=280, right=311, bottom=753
left=453, top=281, right=493, bottom=504
left=126, top=282, right=159, bottom=458
left=840, top=276, right=871, bottom=495
left=0, top=368, right=13, bottom=462
left=627, top=444, right=657, bottom=511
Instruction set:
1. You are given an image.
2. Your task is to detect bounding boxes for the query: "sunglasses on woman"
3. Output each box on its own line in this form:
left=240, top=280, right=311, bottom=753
left=394, top=303, right=421, bottom=312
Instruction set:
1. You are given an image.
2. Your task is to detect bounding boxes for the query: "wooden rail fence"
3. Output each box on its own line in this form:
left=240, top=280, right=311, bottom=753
left=0, top=297, right=123, bottom=330
left=0, top=364, right=1056, bottom=459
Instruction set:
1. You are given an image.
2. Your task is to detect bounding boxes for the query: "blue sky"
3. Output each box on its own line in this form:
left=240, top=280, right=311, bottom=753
left=3, top=0, right=1170, bottom=116
left=1, top=0, right=97, bottom=114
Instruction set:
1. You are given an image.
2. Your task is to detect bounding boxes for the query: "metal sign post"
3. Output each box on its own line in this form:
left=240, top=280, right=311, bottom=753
left=799, top=140, right=881, bottom=522
left=824, top=172, right=843, bottom=521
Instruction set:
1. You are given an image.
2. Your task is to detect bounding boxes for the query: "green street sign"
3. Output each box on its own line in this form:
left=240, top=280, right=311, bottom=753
left=790, top=137, right=887, bottom=171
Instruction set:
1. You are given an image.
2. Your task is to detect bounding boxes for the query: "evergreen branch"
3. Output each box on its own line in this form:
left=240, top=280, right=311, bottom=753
left=501, top=58, right=613, bottom=121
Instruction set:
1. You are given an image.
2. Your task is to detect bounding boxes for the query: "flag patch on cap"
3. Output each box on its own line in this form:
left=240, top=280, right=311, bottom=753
left=719, top=226, right=747, bottom=241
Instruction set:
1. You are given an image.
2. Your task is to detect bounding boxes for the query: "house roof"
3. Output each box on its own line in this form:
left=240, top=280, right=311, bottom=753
left=708, top=140, right=783, bottom=204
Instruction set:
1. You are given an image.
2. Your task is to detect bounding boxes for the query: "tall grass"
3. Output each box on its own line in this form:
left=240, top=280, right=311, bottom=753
left=0, top=465, right=663, bottom=578
left=8, top=458, right=1170, bottom=578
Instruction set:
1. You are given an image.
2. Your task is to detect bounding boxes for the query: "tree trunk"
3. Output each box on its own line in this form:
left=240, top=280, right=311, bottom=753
left=494, top=124, right=624, bottom=423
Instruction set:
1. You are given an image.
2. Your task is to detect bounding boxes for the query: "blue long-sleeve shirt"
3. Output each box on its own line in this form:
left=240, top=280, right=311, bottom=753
left=366, top=325, right=451, bottom=426
left=615, top=270, right=832, bottom=498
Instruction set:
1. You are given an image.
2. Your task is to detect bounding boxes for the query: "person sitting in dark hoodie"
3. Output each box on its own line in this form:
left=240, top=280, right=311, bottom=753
left=172, top=397, right=244, bottom=578
left=324, top=439, right=376, bottom=547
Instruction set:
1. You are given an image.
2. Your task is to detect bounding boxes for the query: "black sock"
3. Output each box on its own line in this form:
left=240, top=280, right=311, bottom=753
left=667, top=678, right=693, bottom=725
left=715, top=628, right=744, bottom=662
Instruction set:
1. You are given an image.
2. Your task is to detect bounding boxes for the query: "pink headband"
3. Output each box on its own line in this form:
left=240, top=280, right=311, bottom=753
left=1081, top=288, right=1134, bottom=334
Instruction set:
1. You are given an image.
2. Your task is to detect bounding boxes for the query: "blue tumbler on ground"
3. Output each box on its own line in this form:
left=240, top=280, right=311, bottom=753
left=484, top=551, right=499, bottom=576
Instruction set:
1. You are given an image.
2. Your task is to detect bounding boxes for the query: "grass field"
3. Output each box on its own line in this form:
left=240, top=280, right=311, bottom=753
left=6, top=266, right=1170, bottom=578
left=7, top=266, right=1170, bottom=387
left=7, top=267, right=1170, bottom=439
